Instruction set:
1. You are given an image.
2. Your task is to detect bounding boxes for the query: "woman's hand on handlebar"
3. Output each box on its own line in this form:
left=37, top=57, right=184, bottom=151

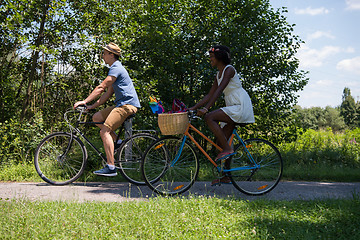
left=188, top=106, right=207, bottom=117
left=196, top=108, right=207, bottom=117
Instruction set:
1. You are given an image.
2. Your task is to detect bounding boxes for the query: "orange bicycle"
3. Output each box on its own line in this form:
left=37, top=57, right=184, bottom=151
left=141, top=110, right=283, bottom=196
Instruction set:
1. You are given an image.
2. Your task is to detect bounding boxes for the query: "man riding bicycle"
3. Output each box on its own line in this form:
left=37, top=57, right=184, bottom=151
left=73, top=42, right=141, bottom=177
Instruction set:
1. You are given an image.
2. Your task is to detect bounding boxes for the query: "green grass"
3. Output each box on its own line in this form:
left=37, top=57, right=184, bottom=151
left=0, top=162, right=41, bottom=182
left=0, top=161, right=141, bottom=183
left=2, top=128, right=360, bottom=183
left=1, top=159, right=359, bottom=183
left=0, top=196, right=359, bottom=239
left=283, top=164, right=360, bottom=182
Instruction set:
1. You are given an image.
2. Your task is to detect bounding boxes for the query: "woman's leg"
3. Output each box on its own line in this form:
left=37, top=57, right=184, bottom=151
left=222, top=122, right=236, bottom=141
left=204, top=109, right=235, bottom=153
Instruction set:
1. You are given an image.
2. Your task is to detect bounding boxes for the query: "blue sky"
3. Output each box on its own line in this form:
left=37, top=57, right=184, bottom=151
left=269, top=0, right=360, bottom=108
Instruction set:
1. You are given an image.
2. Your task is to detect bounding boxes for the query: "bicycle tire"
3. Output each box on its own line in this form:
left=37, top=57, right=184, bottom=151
left=116, top=133, right=158, bottom=185
left=141, top=136, right=199, bottom=196
left=228, top=138, right=283, bottom=195
left=34, top=132, right=87, bottom=185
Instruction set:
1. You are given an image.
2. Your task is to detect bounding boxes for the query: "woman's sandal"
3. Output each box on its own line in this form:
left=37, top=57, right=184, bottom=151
left=211, top=176, right=232, bottom=186
left=215, top=151, right=235, bottom=161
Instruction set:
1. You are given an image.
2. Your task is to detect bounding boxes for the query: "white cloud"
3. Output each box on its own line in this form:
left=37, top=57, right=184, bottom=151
left=345, top=47, right=356, bottom=53
left=294, top=7, right=330, bottom=16
left=307, top=31, right=335, bottom=41
left=346, top=0, right=360, bottom=10
left=314, top=79, right=334, bottom=87
left=337, top=56, right=360, bottom=75
left=297, top=45, right=341, bottom=68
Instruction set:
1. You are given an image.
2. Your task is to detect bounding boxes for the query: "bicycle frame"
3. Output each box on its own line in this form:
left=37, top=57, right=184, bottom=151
left=64, top=108, right=132, bottom=163
left=172, top=122, right=259, bottom=173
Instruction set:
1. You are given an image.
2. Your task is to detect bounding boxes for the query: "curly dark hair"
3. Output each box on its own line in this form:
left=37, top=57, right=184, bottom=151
left=209, top=45, right=231, bottom=65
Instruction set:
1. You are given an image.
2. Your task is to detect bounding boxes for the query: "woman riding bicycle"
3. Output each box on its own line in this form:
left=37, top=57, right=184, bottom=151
left=189, top=45, right=255, bottom=185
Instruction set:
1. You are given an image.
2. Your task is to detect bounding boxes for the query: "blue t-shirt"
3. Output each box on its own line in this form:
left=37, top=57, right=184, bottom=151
left=108, top=61, right=141, bottom=108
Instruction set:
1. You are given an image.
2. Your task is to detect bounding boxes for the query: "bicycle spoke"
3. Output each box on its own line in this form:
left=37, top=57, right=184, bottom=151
left=117, top=133, right=158, bottom=185
left=142, top=137, right=199, bottom=196
left=229, top=138, right=283, bottom=195
left=34, top=133, right=86, bottom=185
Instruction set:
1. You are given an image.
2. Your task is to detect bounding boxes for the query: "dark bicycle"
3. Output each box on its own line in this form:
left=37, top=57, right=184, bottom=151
left=34, top=105, right=157, bottom=185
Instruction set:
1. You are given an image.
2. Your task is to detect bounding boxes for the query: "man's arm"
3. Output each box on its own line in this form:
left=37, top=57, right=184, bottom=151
left=87, top=85, right=114, bottom=109
left=73, top=76, right=116, bottom=109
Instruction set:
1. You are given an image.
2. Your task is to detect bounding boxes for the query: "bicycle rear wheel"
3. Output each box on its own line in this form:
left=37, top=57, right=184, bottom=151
left=141, top=136, right=199, bottom=196
left=228, top=138, right=283, bottom=195
left=34, top=132, right=87, bottom=185
left=116, top=133, right=157, bottom=185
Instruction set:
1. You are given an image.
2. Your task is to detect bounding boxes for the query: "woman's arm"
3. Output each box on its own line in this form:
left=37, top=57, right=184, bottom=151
left=189, top=77, right=218, bottom=110
left=198, top=67, right=235, bottom=116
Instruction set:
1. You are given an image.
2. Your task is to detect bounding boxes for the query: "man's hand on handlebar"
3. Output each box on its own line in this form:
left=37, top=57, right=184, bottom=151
left=73, top=101, right=87, bottom=109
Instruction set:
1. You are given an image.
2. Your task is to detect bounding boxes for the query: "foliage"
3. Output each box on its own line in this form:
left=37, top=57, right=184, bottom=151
left=1, top=0, right=307, bottom=144
left=0, top=112, right=47, bottom=165
left=122, top=0, right=308, bottom=143
left=1, top=127, right=360, bottom=182
left=280, top=128, right=360, bottom=168
left=1, top=197, right=360, bottom=239
left=293, top=105, right=346, bottom=132
left=340, top=87, right=357, bottom=128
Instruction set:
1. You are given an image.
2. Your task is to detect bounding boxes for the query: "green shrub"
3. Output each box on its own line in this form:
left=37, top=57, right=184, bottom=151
left=0, top=112, right=47, bottom=165
left=280, top=128, right=360, bottom=167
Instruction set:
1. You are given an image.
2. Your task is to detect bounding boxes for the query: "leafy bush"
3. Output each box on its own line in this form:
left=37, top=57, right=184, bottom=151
left=0, top=112, right=47, bottom=165
left=280, top=128, right=360, bottom=167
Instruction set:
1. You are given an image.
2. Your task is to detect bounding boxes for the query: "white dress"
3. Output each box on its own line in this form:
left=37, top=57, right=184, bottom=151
left=217, top=65, right=255, bottom=123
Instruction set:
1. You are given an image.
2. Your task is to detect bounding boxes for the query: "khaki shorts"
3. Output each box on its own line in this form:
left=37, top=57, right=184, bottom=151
left=98, top=105, right=138, bottom=131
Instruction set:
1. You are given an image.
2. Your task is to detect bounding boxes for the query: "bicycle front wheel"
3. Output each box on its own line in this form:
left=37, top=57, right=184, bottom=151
left=142, top=136, right=199, bottom=196
left=228, top=138, right=283, bottom=195
left=34, top=132, right=87, bottom=185
left=116, top=133, right=157, bottom=185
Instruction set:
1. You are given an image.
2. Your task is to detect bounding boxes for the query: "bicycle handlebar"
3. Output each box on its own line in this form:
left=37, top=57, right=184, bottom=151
left=188, top=109, right=201, bottom=120
left=75, top=105, right=87, bottom=111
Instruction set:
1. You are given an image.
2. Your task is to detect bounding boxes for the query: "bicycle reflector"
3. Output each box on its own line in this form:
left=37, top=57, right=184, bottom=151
left=257, top=185, right=268, bottom=190
left=154, top=143, right=165, bottom=150
left=246, top=145, right=253, bottom=148
left=173, top=184, right=184, bottom=191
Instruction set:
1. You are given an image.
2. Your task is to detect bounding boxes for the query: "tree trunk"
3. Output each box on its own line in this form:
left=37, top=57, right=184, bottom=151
left=39, top=53, right=46, bottom=110
left=20, top=0, right=50, bottom=121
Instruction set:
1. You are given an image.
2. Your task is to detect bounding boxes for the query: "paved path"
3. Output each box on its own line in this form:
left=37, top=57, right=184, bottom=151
left=1, top=181, right=359, bottom=202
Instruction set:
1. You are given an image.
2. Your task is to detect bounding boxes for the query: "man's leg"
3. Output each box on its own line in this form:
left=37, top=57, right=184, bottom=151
left=93, top=111, right=117, bottom=141
left=93, top=105, right=137, bottom=176
left=92, top=107, right=117, bottom=176
left=99, top=124, right=115, bottom=165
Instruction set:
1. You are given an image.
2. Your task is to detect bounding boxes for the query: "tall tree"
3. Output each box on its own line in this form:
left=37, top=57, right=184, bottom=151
left=2, top=0, right=308, bottom=142
left=340, top=87, right=357, bottom=127
left=122, top=0, right=308, bottom=142
left=20, top=0, right=51, bottom=120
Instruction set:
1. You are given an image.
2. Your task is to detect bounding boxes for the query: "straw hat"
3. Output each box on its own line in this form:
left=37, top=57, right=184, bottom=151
left=103, top=42, right=121, bottom=56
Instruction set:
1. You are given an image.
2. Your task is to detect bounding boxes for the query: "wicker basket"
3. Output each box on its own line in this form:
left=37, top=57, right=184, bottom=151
left=158, top=112, right=189, bottom=135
